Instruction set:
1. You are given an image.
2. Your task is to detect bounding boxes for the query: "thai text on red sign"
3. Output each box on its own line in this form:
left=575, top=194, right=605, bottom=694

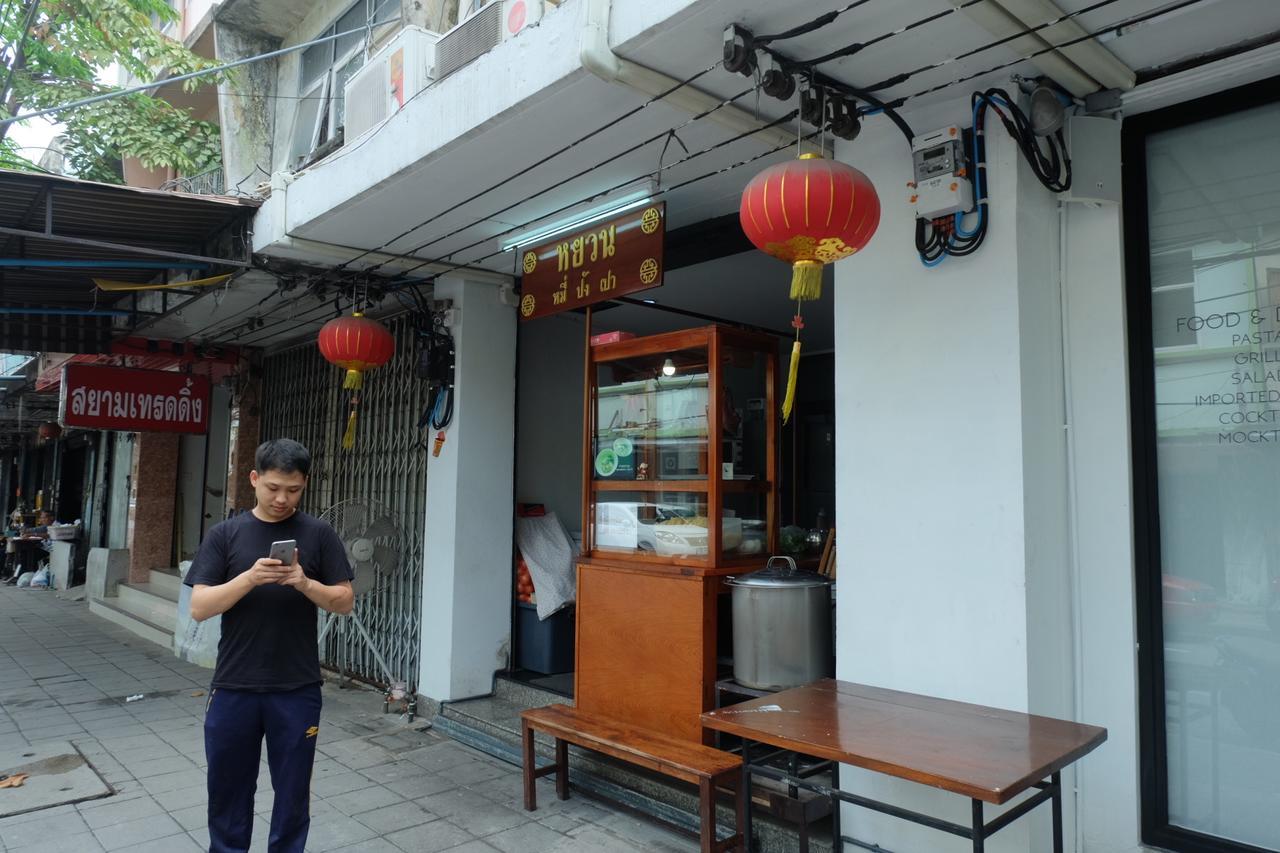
left=59, top=364, right=210, bottom=434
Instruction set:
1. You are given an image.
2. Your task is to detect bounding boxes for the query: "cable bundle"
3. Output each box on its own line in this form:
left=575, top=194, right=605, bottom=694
left=917, top=87, right=1071, bottom=266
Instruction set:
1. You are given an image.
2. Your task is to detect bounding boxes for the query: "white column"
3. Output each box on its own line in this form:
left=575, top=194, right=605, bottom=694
left=832, top=118, right=1073, bottom=851
left=1062, top=202, right=1142, bottom=852
left=417, top=275, right=518, bottom=701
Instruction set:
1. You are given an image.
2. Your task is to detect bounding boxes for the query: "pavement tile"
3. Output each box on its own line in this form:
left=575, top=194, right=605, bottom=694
left=90, top=813, right=184, bottom=851
left=353, top=800, right=438, bottom=834
left=9, top=830, right=105, bottom=852
left=328, top=784, right=406, bottom=817
left=485, top=821, right=567, bottom=852
left=304, top=811, right=380, bottom=852
left=77, top=795, right=166, bottom=829
left=385, top=819, right=476, bottom=853
left=0, top=811, right=90, bottom=848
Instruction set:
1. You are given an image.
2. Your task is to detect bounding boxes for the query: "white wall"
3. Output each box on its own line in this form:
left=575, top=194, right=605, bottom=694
left=829, top=105, right=1146, bottom=849
left=418, top=275, right=518, bottom=700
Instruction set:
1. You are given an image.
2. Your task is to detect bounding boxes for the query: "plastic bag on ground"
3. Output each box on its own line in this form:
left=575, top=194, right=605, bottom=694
left=30, top=567, right=50, bottom=588
left=515, top=512, right=578, bottom=620
left=15, top=572, right=33, bottom=588
left=174, top=559, right=220, bottom=668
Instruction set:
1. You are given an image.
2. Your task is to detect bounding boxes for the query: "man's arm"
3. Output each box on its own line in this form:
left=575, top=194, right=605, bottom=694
left=190, top=559, right=290, bottom=621
left=294, top=577, right=354, bottom=615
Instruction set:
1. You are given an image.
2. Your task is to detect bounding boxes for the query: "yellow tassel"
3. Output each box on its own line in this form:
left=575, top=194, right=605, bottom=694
left=342, top=408, right=357, bottom=449
left=782, top=340, right=801, bottom=424
left=343, top=369, right=363, bottom=390
left=790, top=260, right=823, bottom=301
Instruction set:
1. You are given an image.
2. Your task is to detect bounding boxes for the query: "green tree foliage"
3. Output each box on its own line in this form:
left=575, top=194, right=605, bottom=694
left=0, top=0, right=223, bottom=183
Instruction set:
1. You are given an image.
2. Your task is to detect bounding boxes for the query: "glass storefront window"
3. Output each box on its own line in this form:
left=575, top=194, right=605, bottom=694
left=1145, top=98, right=1280, bottom=850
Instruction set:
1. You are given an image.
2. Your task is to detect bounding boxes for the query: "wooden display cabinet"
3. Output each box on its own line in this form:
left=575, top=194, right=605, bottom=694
left=575, top=325, right=778, bottom=742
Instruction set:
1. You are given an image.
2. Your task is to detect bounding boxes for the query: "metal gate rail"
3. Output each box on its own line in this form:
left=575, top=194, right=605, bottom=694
left=260, top=315, right=427, bottom=691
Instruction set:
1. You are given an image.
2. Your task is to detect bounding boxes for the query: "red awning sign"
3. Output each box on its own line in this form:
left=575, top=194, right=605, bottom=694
left=58, top=364, right=210, bottom=434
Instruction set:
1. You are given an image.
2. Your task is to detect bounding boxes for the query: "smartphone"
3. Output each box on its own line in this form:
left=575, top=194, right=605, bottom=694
left=268, top=539, right=297, bottom=565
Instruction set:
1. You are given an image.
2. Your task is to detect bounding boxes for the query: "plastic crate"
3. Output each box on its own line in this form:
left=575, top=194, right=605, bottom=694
left=515, top=601, right=575, bottom=675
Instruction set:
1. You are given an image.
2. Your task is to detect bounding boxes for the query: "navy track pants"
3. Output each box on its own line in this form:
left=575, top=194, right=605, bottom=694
left=204, top=684, right=323, bottom=853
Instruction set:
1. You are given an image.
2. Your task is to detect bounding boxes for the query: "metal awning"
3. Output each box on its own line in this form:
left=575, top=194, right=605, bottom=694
left=0, top=169, right=258, bottom=353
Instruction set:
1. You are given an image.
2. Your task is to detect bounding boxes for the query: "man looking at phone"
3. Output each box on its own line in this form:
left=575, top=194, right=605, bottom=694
left=186, top=438, right=353, bottom=853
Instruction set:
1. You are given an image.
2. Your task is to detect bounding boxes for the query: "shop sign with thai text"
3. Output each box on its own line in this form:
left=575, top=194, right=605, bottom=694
left=58, top=364, right=210, bottom=434
left=517, top=202, right=665, bottom=321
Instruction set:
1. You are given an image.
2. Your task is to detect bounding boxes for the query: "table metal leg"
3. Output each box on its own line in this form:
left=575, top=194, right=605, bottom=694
left=831, top=762, right=841, bottom=853
left=742, top=739, right=753, bottom=852
left=1051, top=771, right=1063, bottom=853
left=972, top=800, right=984, bottom=853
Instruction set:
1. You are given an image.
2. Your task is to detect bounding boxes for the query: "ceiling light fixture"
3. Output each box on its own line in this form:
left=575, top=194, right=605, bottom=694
left=500, top=191, right=654, bottom=252
left=661, top=358, right=676, bottom=377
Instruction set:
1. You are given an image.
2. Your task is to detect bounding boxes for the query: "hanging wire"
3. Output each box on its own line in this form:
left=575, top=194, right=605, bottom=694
left=753, top=0, right=876, bottom=46
left=887, top=0, right=1206, bottom=108
left=356, top=83, right=759, bottom=278
left=330, top=60, right=725, bottom=276
left=232, top=126, right=818, bottom=347
left=859, top=0, right=1127, bottom=93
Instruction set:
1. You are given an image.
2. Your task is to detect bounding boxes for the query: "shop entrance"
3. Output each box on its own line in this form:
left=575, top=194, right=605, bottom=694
left=511, top=230, right=838, bottom=698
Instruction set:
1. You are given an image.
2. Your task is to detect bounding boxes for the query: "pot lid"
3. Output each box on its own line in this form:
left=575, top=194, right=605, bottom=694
left=729, top=556, right=832, bottom=589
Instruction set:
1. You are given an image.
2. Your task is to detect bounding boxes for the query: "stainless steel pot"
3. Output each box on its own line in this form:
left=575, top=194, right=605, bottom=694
left=727, top=556, right=834, bottom=691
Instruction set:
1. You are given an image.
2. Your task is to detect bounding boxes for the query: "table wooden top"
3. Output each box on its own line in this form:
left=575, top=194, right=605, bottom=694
left=701, top=679, right=1107, bottom=805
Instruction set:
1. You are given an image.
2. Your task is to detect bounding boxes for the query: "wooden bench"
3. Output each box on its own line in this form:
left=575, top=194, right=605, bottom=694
left=520, top=703, right=744, bottom=853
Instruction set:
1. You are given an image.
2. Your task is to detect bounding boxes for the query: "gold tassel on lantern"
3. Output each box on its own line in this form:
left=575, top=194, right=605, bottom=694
left=343, top=369, right=364, bottom=390
left=342, top=404, right=358, bottom=449
left=782, top=340, right=802, bottom=424
left=790, top=259, right=823, bottom=301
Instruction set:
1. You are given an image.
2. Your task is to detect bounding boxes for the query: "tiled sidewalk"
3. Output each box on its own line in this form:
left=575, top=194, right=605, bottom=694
left=0, top=586, right=695, bottom=853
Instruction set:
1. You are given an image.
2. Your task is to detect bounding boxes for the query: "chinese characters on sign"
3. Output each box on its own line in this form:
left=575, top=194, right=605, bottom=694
left=518, top=202, right=666, bottom=321
left=58, top=364, right=210, bottom=434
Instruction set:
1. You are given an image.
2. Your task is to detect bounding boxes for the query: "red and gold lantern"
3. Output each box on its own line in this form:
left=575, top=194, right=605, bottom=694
left=740, top=153, right=880, bottom=421
left=317, top=313, right=395, bottom=449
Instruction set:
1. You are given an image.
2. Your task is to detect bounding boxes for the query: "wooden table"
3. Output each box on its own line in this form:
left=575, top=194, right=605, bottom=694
left=701, top=679, right=1107, bottom=853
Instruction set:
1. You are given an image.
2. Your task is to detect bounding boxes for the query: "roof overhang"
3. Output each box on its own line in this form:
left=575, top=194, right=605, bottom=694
left=0, top=170, right=258, bottom=353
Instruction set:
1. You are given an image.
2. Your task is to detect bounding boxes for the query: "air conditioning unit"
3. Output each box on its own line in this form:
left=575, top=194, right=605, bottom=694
left=344, top=26, right=441, bottom=143
left=435, top=0, right=544, bottom=80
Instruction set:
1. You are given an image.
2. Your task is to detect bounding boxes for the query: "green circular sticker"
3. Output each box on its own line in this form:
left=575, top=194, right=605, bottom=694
left=612, top=437, right=634, bottom=458
left=594, top=448, right=618, bottom=477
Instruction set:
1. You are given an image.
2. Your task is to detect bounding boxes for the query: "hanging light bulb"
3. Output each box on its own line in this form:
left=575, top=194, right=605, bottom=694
left=661, top=357, right=676, bottom=377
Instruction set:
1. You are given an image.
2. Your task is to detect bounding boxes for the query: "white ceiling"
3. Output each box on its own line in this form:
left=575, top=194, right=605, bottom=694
left=151, top=0, right=1280, bottom=349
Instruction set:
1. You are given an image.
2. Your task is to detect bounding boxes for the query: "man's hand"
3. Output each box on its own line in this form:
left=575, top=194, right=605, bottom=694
left=278, top=551, right=311, bottom=593
left=245, top=558, right=291, bottom=586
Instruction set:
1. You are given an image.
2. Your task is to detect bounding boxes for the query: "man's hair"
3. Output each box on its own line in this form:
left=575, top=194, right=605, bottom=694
left=254, top=439, right=311, bottom=477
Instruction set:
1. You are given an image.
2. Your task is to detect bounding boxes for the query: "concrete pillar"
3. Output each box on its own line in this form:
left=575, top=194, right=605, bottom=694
left=225, top=379, right=261, bottom=516
left=831, top=120, right=1068, bottom=851
left=417, top=275, right=517, bottom=701
left=127, top=432, right=180, bottom=583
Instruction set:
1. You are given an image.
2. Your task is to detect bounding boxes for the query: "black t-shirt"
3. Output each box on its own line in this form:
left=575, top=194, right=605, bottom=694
left=184, top=510, right=353, bottom=691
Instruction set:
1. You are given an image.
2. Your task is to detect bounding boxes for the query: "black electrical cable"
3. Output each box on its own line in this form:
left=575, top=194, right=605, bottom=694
left=754, top=0, right=875, bottom=45
left=788, top=0, right=986, bottom=69
left=331, top=60, right=725, bottom=276
left=233, top=127, right=820, bottom=348
left=859, top=0, right=1126, bottom=92
left=379, top=109, right=803, bottom=284
left=360, top=83, right=758, bottom=278
left=888, top=0, right=1206, bottom=109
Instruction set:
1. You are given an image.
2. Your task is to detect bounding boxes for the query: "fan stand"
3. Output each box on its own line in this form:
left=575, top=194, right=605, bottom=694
left=318, top=612, right=418, bottom=722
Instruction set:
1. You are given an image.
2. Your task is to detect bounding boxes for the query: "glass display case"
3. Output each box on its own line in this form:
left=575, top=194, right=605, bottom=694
left=584, top=325, right=778, bottom=569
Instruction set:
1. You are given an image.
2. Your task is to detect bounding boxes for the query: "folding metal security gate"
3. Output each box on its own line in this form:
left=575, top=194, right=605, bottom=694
left=260, top=314, right=428, bottom=691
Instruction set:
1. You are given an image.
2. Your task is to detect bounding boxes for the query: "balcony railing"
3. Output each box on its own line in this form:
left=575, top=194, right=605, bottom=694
left=161, top=166, right=225, bottom=196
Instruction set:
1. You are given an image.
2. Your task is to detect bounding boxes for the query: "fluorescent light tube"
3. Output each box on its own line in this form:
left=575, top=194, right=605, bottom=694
left=500, top=193, right=653, bottom=252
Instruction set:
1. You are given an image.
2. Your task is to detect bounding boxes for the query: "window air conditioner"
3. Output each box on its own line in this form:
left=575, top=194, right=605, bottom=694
left=434, top=0, right=544, bottom=80
left=344, top=26, right=441, bottom=143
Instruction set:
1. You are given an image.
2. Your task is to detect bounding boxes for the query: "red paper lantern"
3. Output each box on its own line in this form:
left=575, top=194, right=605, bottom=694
left=317, top=313, right=395, bottom=391
left=740, top=153, right=880, bottom=422
left=37, top=422, right=61, bottom=442
left=317, top=313, right=394, bottom=450
left=739, top=152, right=880, bottom=301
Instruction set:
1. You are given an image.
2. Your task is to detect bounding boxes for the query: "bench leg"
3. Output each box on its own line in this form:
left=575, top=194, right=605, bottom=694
left=555, top=738, right=569, bottom=801
left=522, top=720, right=536, bottom=812
left=699, top=776, right=715, bottom=853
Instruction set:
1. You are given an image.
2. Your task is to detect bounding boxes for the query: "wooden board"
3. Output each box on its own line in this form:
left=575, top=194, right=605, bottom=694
left=575, top=561, right=718, bottom=744
left=701, top=679, right=1108, bottom=805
